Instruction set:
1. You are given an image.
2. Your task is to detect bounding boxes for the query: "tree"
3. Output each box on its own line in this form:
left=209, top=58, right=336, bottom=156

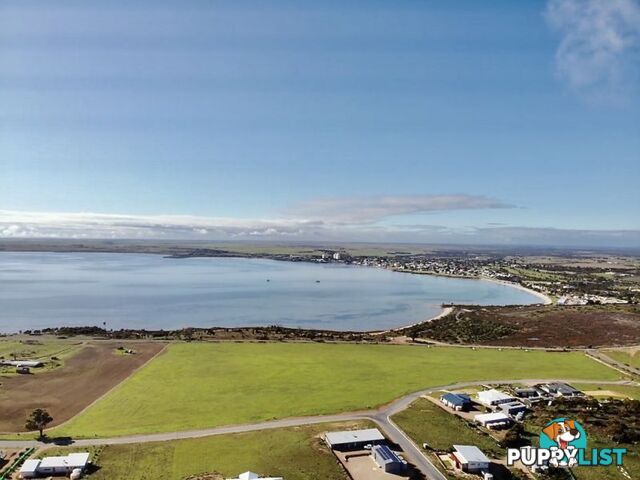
left=25, top=408, right=53, bottom=438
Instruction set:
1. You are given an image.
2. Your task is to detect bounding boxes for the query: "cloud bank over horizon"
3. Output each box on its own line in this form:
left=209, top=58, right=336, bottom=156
left=1, top=199, right=638, bottom=248
left=286, top=195, right=514, bottom=224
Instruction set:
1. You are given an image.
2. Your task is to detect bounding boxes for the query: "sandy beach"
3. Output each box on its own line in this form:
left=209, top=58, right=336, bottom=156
left=479, top=276, right=553, bottom=305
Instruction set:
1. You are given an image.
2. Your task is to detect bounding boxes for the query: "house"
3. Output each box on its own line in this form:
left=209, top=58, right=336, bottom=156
left=498, top=401, right=527, bottom=417
left=371, top=445, right=405, bottom=474
left=474, top=412, right=512, bottom=429
left=451, top=445, right=491, bottom=475
left=477, top=389, right=516, bottom=408
left=537, top=383, right=583, bottom=398
left=441, top=393, right=472, bottom=411
left=514, top=388, right=542, bottom=399
left=226, top=472, right=283, bottom=480
left=19, top=452, right=90, bottom=478
left=324, top=428, right=385, bottom=451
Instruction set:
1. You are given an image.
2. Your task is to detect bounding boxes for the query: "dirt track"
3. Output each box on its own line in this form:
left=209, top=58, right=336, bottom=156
left=0, top=341, right=165, bottom=432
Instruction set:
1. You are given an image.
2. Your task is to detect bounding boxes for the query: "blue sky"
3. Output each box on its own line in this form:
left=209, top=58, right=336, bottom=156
left=1, top=0, right=639, bottom=246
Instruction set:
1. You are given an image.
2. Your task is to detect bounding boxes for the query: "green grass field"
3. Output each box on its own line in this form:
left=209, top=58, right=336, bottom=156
left=0, top=338, right=83, bottom=375
left=392, top=397, right=503, bottom=457
left=52, top=342, right=618, bottom=438
left=43, top=422, right=363, bottom=480
left=0, top=339, right=81, bottom=360
left=573, top=383, right=640, bottom=400
left=603, top=349, right=640, bottom=368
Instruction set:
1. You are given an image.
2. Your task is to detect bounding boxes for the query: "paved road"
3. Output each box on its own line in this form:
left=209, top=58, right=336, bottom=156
left=1, top=378, right=635, bottom=479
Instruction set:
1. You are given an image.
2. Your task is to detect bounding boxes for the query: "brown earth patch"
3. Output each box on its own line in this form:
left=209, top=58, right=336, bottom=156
left=0, top=341, right=165, bottom=433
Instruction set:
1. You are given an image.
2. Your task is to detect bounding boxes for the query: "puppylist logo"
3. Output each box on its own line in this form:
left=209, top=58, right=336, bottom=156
left=507, top=418, right=627, bottom=468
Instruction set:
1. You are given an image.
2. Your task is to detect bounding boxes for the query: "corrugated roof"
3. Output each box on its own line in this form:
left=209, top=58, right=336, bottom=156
left=19, top=459, right=41, bottom=473
left=477, top=389, right=514, bottom=404
left=475, top=412, right=511, bottom=422
left=453, top=445, right=490, bottom=464
left=39, top=452, right=90, bottom=469
left=442, top=393, right=471, bottom=405
left=325, top=428, right=384, bottom=446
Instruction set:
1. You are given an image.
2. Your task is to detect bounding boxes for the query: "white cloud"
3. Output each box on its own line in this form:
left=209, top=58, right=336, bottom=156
left=0, top=210, right=321, bottom=240
left=1, top=208, right=638, bottom=247
left=287, top=194, right=514, bottom=223
left=545, top=0, right=640, bottom=102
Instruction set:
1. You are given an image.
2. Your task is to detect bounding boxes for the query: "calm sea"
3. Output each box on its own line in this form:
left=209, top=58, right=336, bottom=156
left=0, top=252, right=540, bottom=332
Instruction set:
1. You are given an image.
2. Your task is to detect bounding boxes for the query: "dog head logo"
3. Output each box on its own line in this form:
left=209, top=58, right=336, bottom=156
left=541, top=418, right=587, bottom=451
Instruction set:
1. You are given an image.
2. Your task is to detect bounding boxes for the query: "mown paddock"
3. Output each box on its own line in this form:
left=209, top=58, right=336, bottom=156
left=42, top=422, right=368, bottom=480
left=572, top=383, right=640, bottom=400
left=53, top=342, right=619, bottom=438
left=603, top=348, right=640, bottom=369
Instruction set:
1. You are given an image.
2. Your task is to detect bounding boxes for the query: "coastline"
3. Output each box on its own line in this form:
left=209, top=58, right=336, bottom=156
left=372, top=306, right=455, bottom=335
left=479, top=276, right=553, bottom=305
left=0, top=250, right=552, bottom=335
left=391, top=269, right=552, bottom=306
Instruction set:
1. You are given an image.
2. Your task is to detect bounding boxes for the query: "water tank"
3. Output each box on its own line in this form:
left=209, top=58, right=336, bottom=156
left=70, top=468, right=83, bottom=479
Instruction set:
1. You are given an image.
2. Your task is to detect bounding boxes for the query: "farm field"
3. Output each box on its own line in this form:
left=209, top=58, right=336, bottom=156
left=572, top=383, right=640, bottom=400
left=53, top=342, right=618, bottom=438
left=42, top=422, right=364, bottom=480
left=602, top=348, right=640, bottom=368
left=0, top=341, right=165, bottom=433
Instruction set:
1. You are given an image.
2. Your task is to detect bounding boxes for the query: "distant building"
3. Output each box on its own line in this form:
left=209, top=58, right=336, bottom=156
left=226, top=472, right=283, bottom=480
left=1, top=360, right=43, bottom=368
left=514, top=388, right=541, bottom=399
left=440, top=393, right=472, bottom=411
left=474, top=412, right=512, bottom=429
left=19, top=452, right=90, bottom=478
left=324, top=428, right=385, bottom=451
left=477, top=389, right=516, bottom=407
left=371, top=445, right=405, bottom=474
left=332, top=252, right=342, bottom=260
left=537, top=383, right=583, bottom=398
left=451, top=445, right=491, bottom=474
left=498, top=401, right=527, bottom=417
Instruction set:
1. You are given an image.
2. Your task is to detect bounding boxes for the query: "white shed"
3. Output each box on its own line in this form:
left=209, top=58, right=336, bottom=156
left=477, top=389, right=515, bottom=407
left=451, top=445, right=491, bottom=473
left=474, top=412, right=512, bottom=429
left=19, top=459, right=41, bottom=478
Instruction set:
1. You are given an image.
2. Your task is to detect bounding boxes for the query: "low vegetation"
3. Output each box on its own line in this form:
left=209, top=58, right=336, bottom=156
left=525, top=397, right=640, bottom=480
left=572, top=383, right=640, bottom=400
left=53, top=342, right=617, bottom=438
left=404, top=304, right=640, bottom=347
